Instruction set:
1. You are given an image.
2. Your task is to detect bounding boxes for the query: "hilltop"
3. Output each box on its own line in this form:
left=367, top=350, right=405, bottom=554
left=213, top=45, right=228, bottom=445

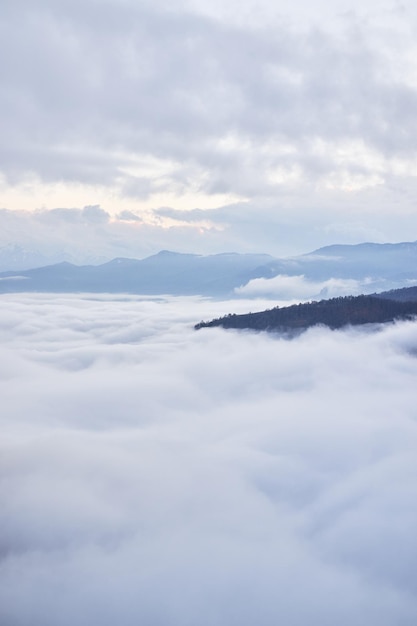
left=195, top=290, right=417, bottom=333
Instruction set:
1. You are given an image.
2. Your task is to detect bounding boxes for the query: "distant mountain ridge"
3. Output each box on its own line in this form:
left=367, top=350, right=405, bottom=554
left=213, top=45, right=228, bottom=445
left=0, top=251, right=274, bottom=296
left=0, top=240, right=417, bottom=297
left=247, top=240, right=417, bottom=289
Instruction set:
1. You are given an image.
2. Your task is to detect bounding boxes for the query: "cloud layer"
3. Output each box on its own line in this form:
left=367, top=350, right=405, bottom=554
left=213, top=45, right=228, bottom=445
left=3, top=0, right=417, bottom=189
left=2, top=0, right=417, bottom=253
left=1, top=293, right=417, bottom=624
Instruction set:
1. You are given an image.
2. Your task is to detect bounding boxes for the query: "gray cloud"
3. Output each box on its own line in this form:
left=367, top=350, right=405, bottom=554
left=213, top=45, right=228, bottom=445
left=1, top=293, right=417, bottom=624
left=152, top=192, right=417, bottom=257
left=0, top=207, right=233, bottom=268
left=1, top=0, right=417, bottom=199
left=2, top=0, right=417, bottom=257
left=117, top=210, right=143, bottom=222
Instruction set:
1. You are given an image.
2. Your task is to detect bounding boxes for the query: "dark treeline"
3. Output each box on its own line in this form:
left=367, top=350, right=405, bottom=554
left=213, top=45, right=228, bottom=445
left=195, top=294, right=417, bottom=333
left=374, top=285, right=417, bottom=302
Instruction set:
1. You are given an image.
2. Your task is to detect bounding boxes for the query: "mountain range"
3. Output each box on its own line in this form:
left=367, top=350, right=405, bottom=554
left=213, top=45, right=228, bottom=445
left=243, top=241, right=417, bottom=291
left=1, top=240, right=417, bottom=297
left=0, top=251, right=273, bottom=296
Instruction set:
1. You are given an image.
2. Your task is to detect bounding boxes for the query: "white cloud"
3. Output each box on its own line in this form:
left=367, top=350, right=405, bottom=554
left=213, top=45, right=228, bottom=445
left=1, top=293, right=417, bottom=624
left=236, top=273, right=372, bottom=299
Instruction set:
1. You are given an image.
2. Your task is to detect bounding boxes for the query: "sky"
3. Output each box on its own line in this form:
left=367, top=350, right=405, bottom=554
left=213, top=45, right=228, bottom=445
left=1, top=293, right=417, bottom=624
left=2, top=0, right=417, bottom=260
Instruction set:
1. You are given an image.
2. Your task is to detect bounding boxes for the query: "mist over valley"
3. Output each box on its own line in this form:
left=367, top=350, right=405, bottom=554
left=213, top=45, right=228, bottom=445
left=1, top=293, right=417, bottom=625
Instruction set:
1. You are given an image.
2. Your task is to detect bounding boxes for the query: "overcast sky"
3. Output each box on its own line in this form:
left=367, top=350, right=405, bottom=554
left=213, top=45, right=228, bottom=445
left=2, top=0, right=417, bottom=257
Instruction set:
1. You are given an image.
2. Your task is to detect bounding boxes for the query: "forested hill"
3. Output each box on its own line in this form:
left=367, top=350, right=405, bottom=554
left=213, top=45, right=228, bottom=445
left=195, top=294, right=417, bottom=333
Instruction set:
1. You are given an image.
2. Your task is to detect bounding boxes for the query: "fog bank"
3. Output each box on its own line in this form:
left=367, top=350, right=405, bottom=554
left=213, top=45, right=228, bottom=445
left=1, top=294, right=417, bottom=625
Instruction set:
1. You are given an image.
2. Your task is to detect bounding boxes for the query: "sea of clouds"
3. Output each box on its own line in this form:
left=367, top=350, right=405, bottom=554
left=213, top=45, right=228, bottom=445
left=1, top=293, right=417, bottom=625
